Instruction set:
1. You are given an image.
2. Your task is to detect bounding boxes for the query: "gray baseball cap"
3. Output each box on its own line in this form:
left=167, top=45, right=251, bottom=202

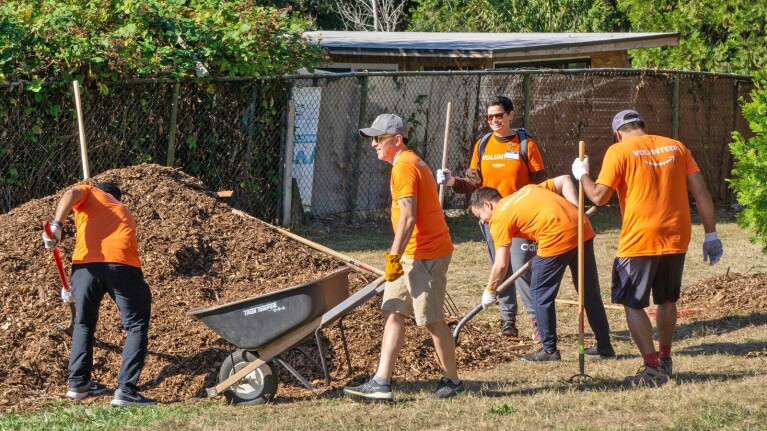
left=611, top=110, right=644, bottom=134
left=359, top=113, right=409, bottom=138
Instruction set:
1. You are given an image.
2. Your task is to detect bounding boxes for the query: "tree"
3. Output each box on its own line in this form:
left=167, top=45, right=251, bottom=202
left=334, top=0, right=408, bottom=31
left=729, top=70, right=767, bottom=254
left=621, top=0, right=767, bottom=74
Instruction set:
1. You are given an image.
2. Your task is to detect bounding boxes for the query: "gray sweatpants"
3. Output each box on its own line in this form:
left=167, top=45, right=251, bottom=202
left=480, top=222, right=536, bottom=322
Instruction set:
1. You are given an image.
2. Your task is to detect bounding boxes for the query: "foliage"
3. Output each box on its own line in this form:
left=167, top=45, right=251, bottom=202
left=0, top=0, right=324, bottom=84
left=729, top=70, right=767, bottom=254
left=621, top=0, right=767, bottom=74
left=408, top=0, right=627, bottom=32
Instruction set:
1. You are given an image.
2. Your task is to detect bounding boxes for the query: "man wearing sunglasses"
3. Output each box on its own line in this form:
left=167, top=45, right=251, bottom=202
left=437, top=96, right=547, bottom=344
left=343, top=113, right=462, bottom=402
left=572, top=109, right=723, bottom=386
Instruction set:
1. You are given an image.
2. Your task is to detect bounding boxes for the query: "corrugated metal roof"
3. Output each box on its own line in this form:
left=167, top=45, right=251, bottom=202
left=304, top=31, right=679, bottom=57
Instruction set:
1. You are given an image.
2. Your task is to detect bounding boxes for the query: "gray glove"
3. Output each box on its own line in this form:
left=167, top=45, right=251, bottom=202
left=481, top=289, right=497, bottom=309
left=702, top=232, right=723, bottom=265
left=42, top=222, right=62, bottom=250
left=61, top=287, right=74, bottom=303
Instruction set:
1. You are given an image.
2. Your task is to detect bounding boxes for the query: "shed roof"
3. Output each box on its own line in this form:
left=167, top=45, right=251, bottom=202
left=304, top=31, right=679, bottom=58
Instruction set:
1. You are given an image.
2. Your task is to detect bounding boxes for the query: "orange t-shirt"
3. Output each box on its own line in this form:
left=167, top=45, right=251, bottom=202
left=489, top=180, right=595, bottom=257
left=71, top=185, right=142, bottom=267
left=469, top=132, right=545, bottom=197
left=596, top=134, right=700, bottom=257
left=390, top=150, right=454, bottom=260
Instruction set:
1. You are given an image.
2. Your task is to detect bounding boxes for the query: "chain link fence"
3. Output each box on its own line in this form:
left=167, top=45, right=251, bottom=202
left=0, top=70, right=753, bottom=223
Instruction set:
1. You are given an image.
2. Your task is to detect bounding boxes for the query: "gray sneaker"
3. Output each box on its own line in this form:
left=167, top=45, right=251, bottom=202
left=431, top=377, right=464, bottom=399
left=659, top=357, right=673, bottom=377
left=523, top=347, right=561, bottom=362
left=66, top=380, right=108, bottom=400
left=111, top=388, right=158, bottom=407
left=625, top=365, right=669, bottom=387
left=342, top=379, right=393, bottom=402
left=584, top=344, right=616, bottom=359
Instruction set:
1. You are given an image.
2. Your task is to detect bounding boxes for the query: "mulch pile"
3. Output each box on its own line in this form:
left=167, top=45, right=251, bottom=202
left=0, top=164, right=521, bottom=412
left=680, top=271, right=767, bottom=311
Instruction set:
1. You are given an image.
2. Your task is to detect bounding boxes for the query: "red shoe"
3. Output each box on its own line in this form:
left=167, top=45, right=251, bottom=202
left=531, top=318, right=541, bottom=344
left=500, top=320, right=519, bottom=338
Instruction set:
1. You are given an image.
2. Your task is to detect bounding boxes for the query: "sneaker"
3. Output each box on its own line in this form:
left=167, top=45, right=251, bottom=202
left=342, top=379, right=393, bottom=402
left=625, top=364, right=669, bottom=387
left=584, top=344, right=616, bottom=359
left=110, top=388, right=158, bottom=407
left=431, top=377, right=464, bottom=399
left=500, top=320, right=519, bottom=338
left=531, top=318, right=541, bottom=344
left=659, top=357, right=673, bottom=377
left=66, top=380, right=108, bottom=400
left=523, top=347, right=561, bottom=362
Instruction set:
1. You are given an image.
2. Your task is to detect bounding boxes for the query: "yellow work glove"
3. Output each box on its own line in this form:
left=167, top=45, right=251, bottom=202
left=384, top=253, right=404, bottom=282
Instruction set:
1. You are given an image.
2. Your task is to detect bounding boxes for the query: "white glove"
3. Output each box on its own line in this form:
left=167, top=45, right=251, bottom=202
left=481, top=289, right=497, bottom=309
left=571, top=156, right=590, bottom=181
left=702, top=232, right=723, bottom=265
left=436, top=168, right=454, bottom=186
left=42, top=222, right=62, bottom=250
left=61, top=287, right=74, bottom=303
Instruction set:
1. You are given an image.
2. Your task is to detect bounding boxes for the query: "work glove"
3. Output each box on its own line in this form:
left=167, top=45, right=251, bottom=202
left=702, top=232, right=723, bottom=265
left=436, top=168, right=454, bottom=186
left=481, top=289, right=497, bottom=309
left=42, top=221, right=62, bottom=250
left=61, top=287, right=74, bottom=303
left=384, top=253, right=404, bottom=282
left=571, top=156, right=590, bottom=181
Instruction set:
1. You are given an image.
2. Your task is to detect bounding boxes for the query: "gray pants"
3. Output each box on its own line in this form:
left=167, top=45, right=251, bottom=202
left=480, top=222, right=536, bottom=322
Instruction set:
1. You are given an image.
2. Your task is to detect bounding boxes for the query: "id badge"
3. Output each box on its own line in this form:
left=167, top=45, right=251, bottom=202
left=505, top=150, right=519, bottom=160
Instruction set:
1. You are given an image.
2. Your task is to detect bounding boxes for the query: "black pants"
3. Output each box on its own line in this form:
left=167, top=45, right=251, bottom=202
left=529, top=239, right=611, bottom=352
left=69, top=262, right=151, bottom=393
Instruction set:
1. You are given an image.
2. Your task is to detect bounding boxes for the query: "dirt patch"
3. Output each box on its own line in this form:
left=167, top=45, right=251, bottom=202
left=0, top=164, right=519, bottom=412
left=679, top=271, right=767, bottom=311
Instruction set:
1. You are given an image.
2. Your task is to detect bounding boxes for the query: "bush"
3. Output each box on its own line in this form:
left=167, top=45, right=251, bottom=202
left=729, top=70, right=767, bottom=253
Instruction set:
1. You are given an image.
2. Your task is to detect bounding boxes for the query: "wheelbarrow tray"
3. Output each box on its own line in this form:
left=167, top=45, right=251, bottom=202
left=187, top=268, right=351, bottom=350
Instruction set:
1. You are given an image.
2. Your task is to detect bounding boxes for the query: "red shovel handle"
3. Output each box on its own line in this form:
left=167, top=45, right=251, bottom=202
left=43, top=221, right=70, bottom=291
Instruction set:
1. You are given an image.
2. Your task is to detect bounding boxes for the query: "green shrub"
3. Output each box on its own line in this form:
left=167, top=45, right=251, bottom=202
left=729, top=70, right=767, bottom=253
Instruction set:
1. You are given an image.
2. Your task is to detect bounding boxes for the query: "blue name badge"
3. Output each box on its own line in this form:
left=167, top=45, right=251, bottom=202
left=505, top=150, right=519, bottom=160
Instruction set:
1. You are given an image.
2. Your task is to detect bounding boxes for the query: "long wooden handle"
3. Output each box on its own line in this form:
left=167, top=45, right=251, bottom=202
left=232, top=209, right=384, bottom=276
left=43, top=221, right=70, bottom=291
left=73, top=80, right=90, bottom=180
left=438, top=102, right=452, bottom=207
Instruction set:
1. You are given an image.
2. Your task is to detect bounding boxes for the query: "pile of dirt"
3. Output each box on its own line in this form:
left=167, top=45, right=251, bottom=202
left=0, top=164, right=519, bottom=412
left=680, top=272, right=767, bottom=311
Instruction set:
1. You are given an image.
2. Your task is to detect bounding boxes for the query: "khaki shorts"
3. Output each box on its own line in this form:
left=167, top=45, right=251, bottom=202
left=381, top=253, right=452, bottom=326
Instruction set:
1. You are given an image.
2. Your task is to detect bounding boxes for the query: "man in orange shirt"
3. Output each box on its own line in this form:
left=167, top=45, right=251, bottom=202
left=573, top=110, right=723, bottom=386
left=438, top=96, right=546, bottom=342
left=343, top=114, right=461, bottom=401
left=469, top=178, right=613, bottom=362
left=42, top=182, right=156, bottom=406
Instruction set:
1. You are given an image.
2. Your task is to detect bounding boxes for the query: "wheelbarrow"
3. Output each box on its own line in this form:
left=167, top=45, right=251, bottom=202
left=187, top=267, right=386, bottom=405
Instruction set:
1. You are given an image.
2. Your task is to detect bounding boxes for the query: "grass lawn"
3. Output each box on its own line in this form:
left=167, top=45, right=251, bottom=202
left=3, top=206, right=767, bottom=431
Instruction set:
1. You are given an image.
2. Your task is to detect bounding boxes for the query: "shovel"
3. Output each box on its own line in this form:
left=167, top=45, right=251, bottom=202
left=42, top=221, right=76, bottom=337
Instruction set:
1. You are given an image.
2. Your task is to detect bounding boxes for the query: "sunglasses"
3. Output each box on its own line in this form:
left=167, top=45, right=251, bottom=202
left=373, top=134, right=394, bottom=142
left=486, top=112, right=507, bottom=121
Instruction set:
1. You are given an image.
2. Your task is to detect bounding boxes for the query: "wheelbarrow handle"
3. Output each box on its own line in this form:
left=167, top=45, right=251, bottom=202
left=43, top=221, right=70, bottom=291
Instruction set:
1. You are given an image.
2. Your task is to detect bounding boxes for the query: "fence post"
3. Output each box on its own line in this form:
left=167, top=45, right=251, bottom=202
left=282, top=99, right=296, bottom=227
left=166, top=81, right=180, bottom=166
left=523, top=74, right=531, bottom=129
left=672, top=75, right=680, bottom=139
left=348, top=73, right=369, bottom=224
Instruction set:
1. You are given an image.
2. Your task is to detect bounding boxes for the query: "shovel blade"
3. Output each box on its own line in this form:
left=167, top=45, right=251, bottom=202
left=54, top=302, right=76, bottom=337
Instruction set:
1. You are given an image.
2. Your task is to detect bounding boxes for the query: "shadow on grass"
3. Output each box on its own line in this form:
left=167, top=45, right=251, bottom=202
left=608, top=311, right=767, bottom=343
left=678, top=340, right=767, bottom=357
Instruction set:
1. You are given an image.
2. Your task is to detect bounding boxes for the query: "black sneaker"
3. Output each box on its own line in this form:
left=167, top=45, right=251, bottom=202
left=523, top=347, right=561, bottom=362
left=584, top=344, right=616, bottom=359
left=431, top=377, right=464, bottom=399
left=342, top=379, right=393, bottom=402
left=66, top=380, right=108, bottom=400
left=111, top=388, right=158, bottom=407
left=659, top=357, right=673, bottom=377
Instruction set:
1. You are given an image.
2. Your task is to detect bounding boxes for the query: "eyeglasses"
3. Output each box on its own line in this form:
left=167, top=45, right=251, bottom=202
left=486, top=112, right=507, bottom=121
left=373, top=134, right=394, bottom=143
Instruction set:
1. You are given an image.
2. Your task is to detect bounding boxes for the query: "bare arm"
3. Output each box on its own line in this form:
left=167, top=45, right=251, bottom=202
left=687, top=172, right=716, bottom=233
left=53, top=188, right=84, bottom=225
left=550, top=175, right=578, bottom=206
left=581, top=174, right=614, bottom=206
left=390, top=196, right=417, bottom=255
left=485, top=245, right=510, bottom=292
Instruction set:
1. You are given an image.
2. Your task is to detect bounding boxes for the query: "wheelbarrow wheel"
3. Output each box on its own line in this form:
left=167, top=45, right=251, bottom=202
left=218, top=350, right=278, bottom=406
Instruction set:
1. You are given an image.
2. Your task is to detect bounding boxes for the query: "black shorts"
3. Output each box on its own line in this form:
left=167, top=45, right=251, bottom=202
left=611, top=253, right=686, bottom=309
